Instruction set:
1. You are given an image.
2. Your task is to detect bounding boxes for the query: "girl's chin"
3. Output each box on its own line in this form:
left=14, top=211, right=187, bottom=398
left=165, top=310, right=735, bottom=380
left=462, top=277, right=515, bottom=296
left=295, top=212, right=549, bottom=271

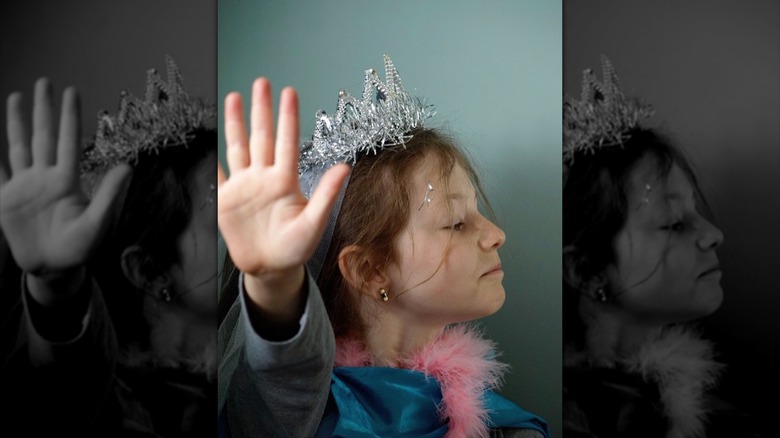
left=479, top=289, right=507, bottom=318
left=678, top=288, right=724, bottom=321
left=701, top=288, right=725, bottom=316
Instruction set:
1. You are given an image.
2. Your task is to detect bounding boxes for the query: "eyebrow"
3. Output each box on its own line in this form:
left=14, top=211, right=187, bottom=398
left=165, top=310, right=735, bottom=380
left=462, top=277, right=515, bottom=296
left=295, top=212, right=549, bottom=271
left=663, top=191, right=695, bottom=204
left=642, top=191, right=695, bottom=222
left=447, top=192, right=478, bottom=202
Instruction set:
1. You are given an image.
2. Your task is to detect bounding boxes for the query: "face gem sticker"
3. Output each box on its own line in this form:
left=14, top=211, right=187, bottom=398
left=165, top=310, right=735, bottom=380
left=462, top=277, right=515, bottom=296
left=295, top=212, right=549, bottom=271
left=418, top=181, right=434, bottom=210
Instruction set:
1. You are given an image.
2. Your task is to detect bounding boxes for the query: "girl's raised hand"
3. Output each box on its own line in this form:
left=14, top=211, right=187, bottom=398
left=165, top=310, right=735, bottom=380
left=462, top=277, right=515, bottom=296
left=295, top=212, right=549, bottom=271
left=217, top=78, right=349, bottom=282
left=0, top=79, right=131, bottom=300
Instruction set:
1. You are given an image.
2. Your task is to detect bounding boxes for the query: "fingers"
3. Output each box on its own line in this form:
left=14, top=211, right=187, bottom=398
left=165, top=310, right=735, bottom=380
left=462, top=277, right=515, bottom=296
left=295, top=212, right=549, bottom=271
left=6, top=92, right=30, bottom=173
left=56, top=87, right=82, bottom=176
left=224, top=80, right=301, bottom=179
left=224, top=92, right=250, bottom=173
left=275, top=87, right=300, bottom=173
left=31, top=78, right=56, bottom=167
left=7, top=82, right=82, bottom=176
left=249, top=78, right=275, bottom=167
left=303, top=163, right=350, bottom=233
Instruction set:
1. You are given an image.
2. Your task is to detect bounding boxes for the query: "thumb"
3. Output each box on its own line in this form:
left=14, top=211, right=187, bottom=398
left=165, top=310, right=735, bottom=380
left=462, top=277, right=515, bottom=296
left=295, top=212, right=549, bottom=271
left=301, top=163, right=350, bottom=237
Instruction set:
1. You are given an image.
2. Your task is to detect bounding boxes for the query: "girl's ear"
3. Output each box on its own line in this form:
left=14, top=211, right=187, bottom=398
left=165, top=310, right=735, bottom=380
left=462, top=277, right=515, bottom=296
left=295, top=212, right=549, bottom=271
left=120, top=245, right=172, bottom=296
left=563, top=245, right=587, bottom=290
left=564, top=245, right=610, bottom=301
left=564, top=245, right=605, bottom=286
left=338, top=244, right=388, bottom=299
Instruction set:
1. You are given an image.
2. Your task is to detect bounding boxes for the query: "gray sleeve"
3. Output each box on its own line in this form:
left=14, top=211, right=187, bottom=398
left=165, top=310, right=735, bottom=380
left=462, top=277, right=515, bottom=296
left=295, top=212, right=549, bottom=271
left=23, top=274, right=117, bottom=368
left=19, top=274, right=117, bottom=429
left=219, top=270, right=335, bottom=438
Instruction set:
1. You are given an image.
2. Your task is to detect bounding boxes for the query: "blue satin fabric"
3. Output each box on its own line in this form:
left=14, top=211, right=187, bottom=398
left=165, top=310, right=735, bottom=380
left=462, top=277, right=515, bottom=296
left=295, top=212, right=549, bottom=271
left=316, top=366, right=549, bottom=437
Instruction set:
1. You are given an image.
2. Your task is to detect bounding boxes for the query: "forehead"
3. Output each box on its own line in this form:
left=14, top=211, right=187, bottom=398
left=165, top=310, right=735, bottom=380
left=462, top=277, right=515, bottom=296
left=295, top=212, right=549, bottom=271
left=626, top=157, right=694, bottom=204
left=411, top=155, right=474, bottom=195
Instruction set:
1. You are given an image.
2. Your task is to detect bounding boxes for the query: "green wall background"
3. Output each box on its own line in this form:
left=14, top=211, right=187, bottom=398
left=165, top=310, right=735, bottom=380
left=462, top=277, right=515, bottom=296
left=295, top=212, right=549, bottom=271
left=218, top=0, right=562, bottom=434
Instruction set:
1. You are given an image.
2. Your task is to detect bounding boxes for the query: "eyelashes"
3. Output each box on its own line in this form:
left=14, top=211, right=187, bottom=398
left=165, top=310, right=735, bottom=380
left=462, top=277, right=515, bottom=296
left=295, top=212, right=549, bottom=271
left=444, top=222, right=466, bottom=231
left=661, top=221, right=685, bottom=232
left=671, top=221, right=686, bottom=232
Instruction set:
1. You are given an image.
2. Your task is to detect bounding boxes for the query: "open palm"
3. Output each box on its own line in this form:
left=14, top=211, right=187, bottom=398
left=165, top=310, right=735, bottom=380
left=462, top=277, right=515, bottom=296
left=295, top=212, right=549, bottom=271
left=1, top=79, right=130, bottom=277
left=217, top=78, right=349, bottom=278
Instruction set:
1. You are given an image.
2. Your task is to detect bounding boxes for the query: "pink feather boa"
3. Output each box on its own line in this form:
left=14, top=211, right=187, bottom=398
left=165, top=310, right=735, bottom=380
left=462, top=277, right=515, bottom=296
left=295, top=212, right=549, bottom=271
left=335, top=324, right=509, bottom=438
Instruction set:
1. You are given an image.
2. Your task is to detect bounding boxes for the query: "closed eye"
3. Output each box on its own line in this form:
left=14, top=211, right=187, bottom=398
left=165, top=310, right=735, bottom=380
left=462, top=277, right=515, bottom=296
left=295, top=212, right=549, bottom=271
left=444, top=222, right=465, bottom=231
left=661, top=221, right=685, bottom=232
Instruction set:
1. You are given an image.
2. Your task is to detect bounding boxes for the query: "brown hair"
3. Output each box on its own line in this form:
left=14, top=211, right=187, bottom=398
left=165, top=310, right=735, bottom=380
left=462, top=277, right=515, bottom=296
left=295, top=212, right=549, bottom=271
left=317, top=127, right=494, bottom=339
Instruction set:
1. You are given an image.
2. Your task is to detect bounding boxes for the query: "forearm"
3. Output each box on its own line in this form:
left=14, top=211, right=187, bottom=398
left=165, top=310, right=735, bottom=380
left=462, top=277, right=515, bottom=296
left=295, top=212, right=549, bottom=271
left=26, top=266, right=87, bottom=307
left=220, top=269, right=335, bottom=437
left=243, top=266, right=307, bottom=341
left=241, top=270, right=333, bottom=367
left=23, top=272, right=117, bottom=368
left=16, top=273, right=118, bottom=433
left=24, top=269, right=91, bottom=344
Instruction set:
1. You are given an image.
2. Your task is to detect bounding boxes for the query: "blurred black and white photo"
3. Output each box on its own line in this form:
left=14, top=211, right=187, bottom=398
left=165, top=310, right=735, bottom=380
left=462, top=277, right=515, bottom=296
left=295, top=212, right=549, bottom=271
left=0, top=1, right=217, bottom=436
left=562, top=1, right=777, bottom=436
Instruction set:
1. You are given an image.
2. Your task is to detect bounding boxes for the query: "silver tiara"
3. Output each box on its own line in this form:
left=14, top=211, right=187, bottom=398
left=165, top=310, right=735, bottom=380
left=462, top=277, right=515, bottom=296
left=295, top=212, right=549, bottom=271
left=298, top=54, right=435, bottom=197
left=79, top=55, right=216, bottom=189
left=563, top=55, right=654, bottom=164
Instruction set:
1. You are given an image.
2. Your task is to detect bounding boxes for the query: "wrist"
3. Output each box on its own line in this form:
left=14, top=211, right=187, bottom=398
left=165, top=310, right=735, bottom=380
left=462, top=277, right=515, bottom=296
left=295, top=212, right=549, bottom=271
left=24, top=268, right=93, bottom=342
left=244, top=266, right=304, bottom=305
left=244, top=266, right=305, bottom=320
left=27, top=266, right=88, bottom=307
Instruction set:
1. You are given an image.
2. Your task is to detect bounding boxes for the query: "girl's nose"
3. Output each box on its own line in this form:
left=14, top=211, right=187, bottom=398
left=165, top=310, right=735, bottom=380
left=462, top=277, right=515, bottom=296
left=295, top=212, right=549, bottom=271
left=697, top=217, right=724, bottom=251
left=480, top=217, right=506, bottom=251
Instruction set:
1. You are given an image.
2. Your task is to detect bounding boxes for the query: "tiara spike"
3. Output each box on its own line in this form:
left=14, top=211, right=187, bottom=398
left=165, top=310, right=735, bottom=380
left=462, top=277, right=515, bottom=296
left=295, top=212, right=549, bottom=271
left=145, top=68, right=165, bottom=103
left=383, top=53, right=405, bottom=96
left=580, top=69, right=595, bottom=103
left=600, top=55, right=620, bottom=98
left=366, top=69, right=392, bottom=102
left=165, top=55, right=186, bottom=96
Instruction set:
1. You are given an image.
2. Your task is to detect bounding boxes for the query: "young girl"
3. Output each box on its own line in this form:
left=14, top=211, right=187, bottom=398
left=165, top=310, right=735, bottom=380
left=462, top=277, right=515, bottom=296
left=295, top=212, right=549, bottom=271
left=217, top=55, right=549, bottom=437
left=0, top=58, right=217, bottom=437
left=562, top=57, right=758, bottom=438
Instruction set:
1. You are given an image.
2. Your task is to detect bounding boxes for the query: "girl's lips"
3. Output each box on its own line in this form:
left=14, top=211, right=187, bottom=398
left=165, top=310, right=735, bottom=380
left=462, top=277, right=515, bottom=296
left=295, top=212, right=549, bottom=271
left=699, top=265, right=721, bottom=277
left=482, top=264, right=503, bottom=276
